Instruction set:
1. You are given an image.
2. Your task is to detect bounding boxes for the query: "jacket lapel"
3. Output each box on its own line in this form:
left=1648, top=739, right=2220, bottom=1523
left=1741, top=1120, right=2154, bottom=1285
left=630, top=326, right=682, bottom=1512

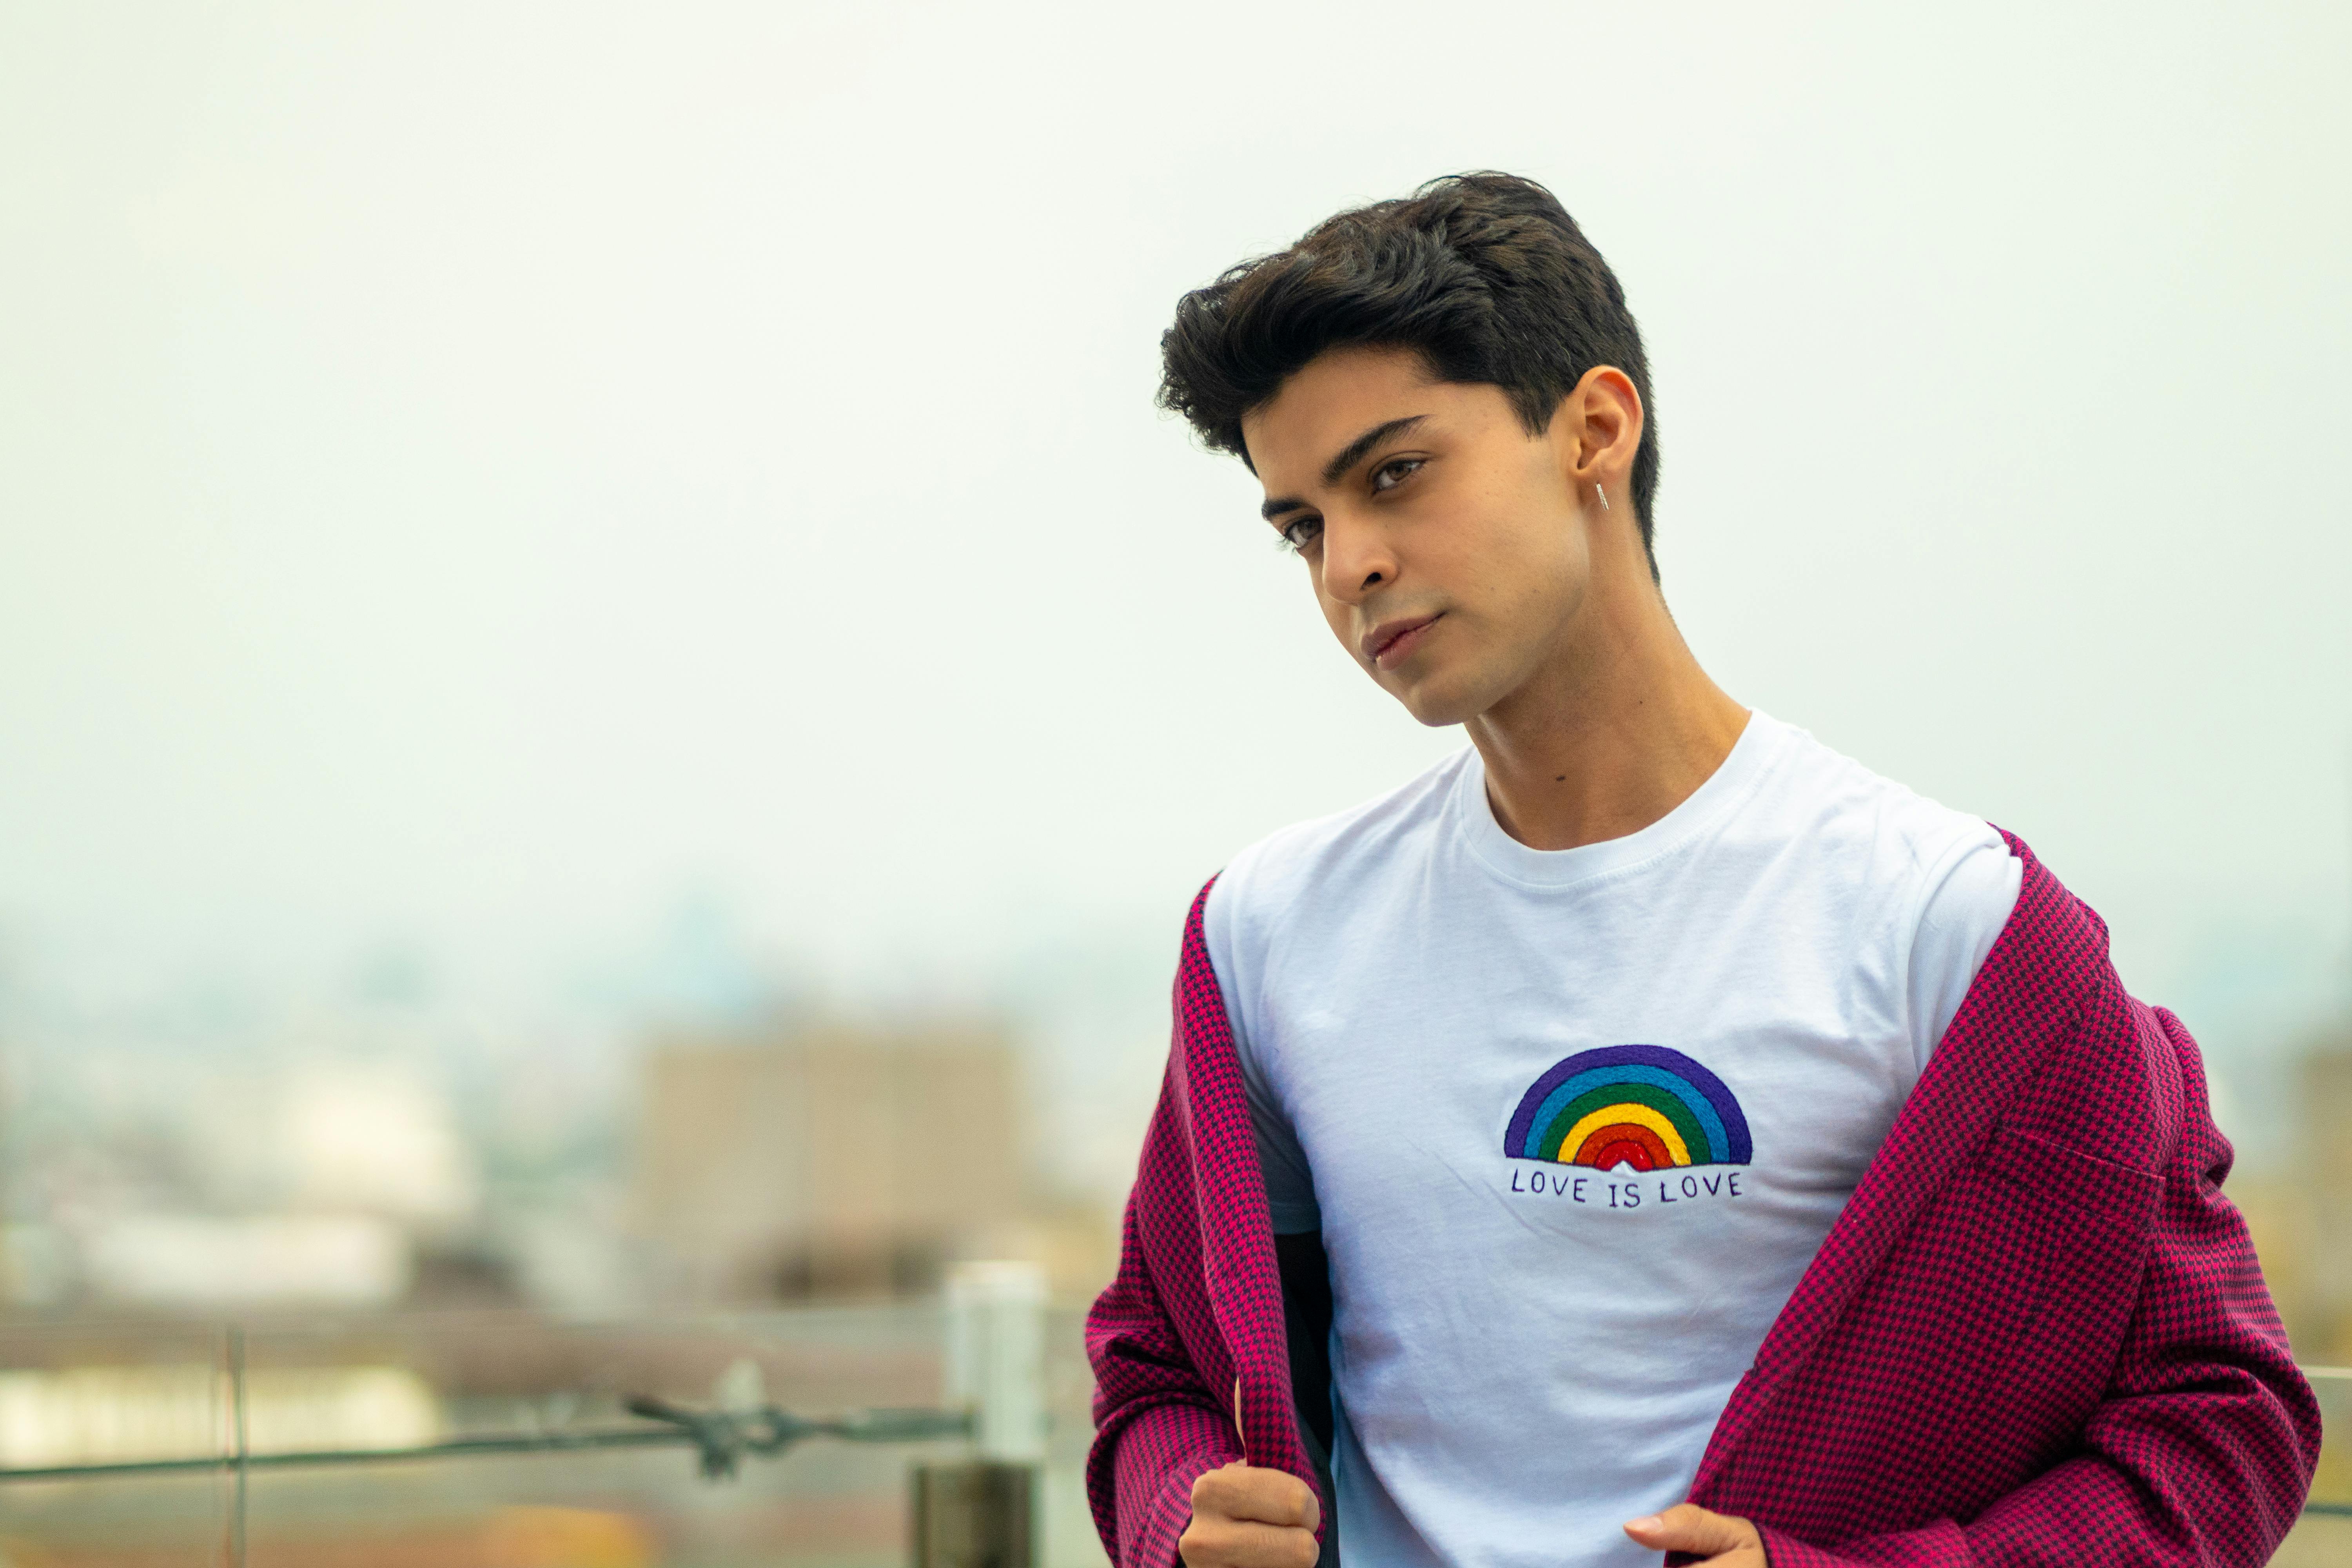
left=1171, top=880, right=1314, bottom=1485
left=1690, top=833, right=2103, bottom=1494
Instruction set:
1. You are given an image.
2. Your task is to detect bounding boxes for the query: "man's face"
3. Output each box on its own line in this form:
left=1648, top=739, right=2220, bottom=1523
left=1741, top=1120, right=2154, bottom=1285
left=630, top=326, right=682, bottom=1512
left=1243, top=347, right=1592, bottom=728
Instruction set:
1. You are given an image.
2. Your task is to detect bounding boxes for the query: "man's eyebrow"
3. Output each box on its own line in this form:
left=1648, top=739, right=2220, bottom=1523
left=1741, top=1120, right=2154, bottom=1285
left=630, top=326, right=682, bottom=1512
left=1257, top=415, right=1429, bottom=521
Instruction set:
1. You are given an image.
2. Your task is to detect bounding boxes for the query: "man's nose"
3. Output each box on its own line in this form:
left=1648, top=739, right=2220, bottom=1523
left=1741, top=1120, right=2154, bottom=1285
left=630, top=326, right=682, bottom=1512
left=1318, top=512, right=1398, bottom=606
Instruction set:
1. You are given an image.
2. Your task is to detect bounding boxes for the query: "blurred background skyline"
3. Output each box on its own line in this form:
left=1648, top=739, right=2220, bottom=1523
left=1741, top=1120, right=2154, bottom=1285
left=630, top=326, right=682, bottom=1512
left=7, top=3, right=2351, bottom=1204
left=3, top=0, right=2350, bottom=1263
left=4, top=0, right=2346, bottom=986
left=3, top=2, right=2350, bottom=1560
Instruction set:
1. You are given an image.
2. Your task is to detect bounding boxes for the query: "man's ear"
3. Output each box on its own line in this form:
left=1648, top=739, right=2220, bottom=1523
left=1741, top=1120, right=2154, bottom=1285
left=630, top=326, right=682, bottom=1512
left=1553, top=366, right=1642, bottom=489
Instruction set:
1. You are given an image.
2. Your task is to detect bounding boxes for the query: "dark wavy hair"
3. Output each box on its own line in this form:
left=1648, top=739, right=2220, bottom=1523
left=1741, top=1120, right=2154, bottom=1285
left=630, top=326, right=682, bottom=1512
left=1158, top=172, right=1661, bottom=575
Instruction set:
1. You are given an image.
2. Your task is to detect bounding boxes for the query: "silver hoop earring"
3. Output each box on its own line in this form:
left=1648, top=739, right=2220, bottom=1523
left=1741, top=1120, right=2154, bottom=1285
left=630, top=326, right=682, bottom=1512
left=1596, top=483, right=1610, bottom=511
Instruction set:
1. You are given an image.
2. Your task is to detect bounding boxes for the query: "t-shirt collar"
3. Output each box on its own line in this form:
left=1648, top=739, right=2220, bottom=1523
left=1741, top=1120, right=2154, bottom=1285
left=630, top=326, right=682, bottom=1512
left=1449, top=710, right=1789, bottom=889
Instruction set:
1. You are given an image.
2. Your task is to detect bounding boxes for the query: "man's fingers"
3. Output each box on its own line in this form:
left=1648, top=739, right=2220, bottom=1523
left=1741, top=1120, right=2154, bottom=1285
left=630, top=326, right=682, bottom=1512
left=1178, top=1514, right=1319, bottom=1568
left=1622, top=1503, right=1753, bottom=1559
left=1191, top=1461, right=1321, bottom=1532
left=1182, top=1462, right=1322, bottom=1568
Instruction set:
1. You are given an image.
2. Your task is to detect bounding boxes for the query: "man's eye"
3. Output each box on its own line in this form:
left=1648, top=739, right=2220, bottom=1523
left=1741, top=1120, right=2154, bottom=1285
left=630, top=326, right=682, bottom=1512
left=1370, top=457, right=1423, bottom=493
left=1279, top=516, right=1323, bottom=552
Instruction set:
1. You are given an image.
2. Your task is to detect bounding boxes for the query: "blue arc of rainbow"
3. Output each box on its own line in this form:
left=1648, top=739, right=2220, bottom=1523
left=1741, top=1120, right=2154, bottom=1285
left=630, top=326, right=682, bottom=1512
left=1503, top=1045, right=1752, bottom=1171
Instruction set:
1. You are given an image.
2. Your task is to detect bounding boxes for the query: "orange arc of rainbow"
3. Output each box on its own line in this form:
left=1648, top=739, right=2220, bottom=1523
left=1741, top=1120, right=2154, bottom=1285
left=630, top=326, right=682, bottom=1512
left=1555, top=1102, right=1693, bottom=1167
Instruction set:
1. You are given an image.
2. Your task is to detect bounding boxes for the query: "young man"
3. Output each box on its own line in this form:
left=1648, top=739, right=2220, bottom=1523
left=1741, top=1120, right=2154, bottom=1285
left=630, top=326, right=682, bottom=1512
left=1085, top=174, right=2319, bottom=1568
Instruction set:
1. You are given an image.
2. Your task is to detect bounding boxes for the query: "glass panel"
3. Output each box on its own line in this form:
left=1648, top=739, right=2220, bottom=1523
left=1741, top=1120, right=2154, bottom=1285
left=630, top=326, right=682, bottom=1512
left=2277, top=1367, right=2350, bottom=1566
left=2313, top=1368, right=2351, bottom=1507
left=230, top=1305, right=963, bottom=1567
left=0, top=1303, right=1103, bottom=1568
left=0, top=1317, right=235, bottom=1566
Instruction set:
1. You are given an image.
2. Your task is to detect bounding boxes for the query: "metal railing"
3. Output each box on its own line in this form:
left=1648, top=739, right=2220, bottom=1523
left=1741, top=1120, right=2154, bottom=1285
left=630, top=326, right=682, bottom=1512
left=0, top=1334, right=2343, bottom=1534
left=0, top=1263, right=1057, bottom=1568
left=0, top=1328, right=971, bottom=1483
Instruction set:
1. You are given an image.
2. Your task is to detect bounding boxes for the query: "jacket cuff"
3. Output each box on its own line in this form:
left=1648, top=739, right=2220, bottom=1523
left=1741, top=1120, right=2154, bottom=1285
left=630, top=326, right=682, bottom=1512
left=1751, top=1526, right=1843, bottom=1568
left=1131, top=1440, right=1240, bottom=1568
left=1751, top=1519, right=1973, bottom=1568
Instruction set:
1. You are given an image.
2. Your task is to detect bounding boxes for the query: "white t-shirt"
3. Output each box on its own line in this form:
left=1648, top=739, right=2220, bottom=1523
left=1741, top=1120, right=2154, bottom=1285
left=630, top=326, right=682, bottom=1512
left=1203, top=713, right=2020, bottom=1568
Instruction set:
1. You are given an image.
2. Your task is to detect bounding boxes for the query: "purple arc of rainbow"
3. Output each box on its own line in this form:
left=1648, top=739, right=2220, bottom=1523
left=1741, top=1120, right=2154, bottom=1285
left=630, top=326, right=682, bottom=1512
left=1502, top=1044, right=1753, bottom=1167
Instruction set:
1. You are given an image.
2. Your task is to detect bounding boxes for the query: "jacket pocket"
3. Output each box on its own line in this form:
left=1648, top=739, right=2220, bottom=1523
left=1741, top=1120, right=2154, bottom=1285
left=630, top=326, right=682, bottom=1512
left=1771, top=1124, right=2162, bottom=1528
left=1923, top=1125, right=2161, bottom=1488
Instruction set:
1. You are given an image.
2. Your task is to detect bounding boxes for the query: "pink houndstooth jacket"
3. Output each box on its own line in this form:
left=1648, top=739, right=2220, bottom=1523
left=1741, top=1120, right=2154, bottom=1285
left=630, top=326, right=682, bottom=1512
left=1085, top=834, right=2320, bottom=1567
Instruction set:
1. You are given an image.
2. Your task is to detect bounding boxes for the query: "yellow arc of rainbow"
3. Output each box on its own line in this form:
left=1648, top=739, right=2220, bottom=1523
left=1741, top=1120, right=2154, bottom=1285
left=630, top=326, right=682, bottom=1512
left=1555, top=1102, right=1693, bottom=1166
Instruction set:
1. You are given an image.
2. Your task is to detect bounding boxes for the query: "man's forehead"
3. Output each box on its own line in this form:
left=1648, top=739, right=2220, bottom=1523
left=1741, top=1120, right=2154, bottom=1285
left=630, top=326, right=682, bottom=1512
left=1243, top=347, right=1442, bottom=480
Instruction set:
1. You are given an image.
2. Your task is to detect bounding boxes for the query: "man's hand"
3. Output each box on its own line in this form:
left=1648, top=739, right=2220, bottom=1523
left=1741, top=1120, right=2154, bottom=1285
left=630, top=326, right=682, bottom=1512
left=1179, top=1461, right=1321, bottom=1568
left=1623, top=1503, right=1766, bottom=1566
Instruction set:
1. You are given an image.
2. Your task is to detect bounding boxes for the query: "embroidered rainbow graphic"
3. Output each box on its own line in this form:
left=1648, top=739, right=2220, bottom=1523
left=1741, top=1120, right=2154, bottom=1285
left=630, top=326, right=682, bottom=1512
left=1503, top=1045, right=1752, bottom=1172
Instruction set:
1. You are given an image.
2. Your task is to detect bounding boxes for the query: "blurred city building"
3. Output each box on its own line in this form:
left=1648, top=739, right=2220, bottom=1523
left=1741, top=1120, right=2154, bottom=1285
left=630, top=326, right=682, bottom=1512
left=2296, top=1038, right=2352, bottom=1361
left=0, top=1362, right=437, bottom=1470
left=630, top=1022, right=1111, bottom=1305
left=0, top=1000, right=1121, bottom=1319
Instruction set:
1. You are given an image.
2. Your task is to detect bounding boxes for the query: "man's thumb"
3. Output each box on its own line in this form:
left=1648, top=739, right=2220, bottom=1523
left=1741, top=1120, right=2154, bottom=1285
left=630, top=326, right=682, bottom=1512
left=1623, top=1503, right=1743, bottom=1555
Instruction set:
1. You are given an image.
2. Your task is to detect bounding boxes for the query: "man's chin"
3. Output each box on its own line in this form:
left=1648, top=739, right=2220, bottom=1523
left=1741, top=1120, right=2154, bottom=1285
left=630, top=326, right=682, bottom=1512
left=1387, top=671, right=1487, bottom=729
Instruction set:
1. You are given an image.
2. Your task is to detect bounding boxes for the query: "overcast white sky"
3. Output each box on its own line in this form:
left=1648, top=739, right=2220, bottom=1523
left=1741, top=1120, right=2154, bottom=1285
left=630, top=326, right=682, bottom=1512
left=3, top=2, right=2348, bottom=1071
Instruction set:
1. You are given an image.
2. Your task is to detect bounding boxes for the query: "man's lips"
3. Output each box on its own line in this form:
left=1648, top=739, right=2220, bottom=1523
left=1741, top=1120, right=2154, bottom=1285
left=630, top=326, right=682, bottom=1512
left=1364, top=612, right=1441, bottom=669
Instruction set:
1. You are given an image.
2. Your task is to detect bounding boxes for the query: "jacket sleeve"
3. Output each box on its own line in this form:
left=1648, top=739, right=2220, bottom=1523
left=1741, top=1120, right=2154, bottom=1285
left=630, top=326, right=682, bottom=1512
left=1754, top=1007, right=2320, bottom=1568
left=1085, top=1069, right=1245, bottom=1568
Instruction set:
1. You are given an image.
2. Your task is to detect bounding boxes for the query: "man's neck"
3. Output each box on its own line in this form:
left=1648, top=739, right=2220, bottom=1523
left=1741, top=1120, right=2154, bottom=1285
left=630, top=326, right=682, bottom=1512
left=1464, top=570, right=1748, bottom=853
